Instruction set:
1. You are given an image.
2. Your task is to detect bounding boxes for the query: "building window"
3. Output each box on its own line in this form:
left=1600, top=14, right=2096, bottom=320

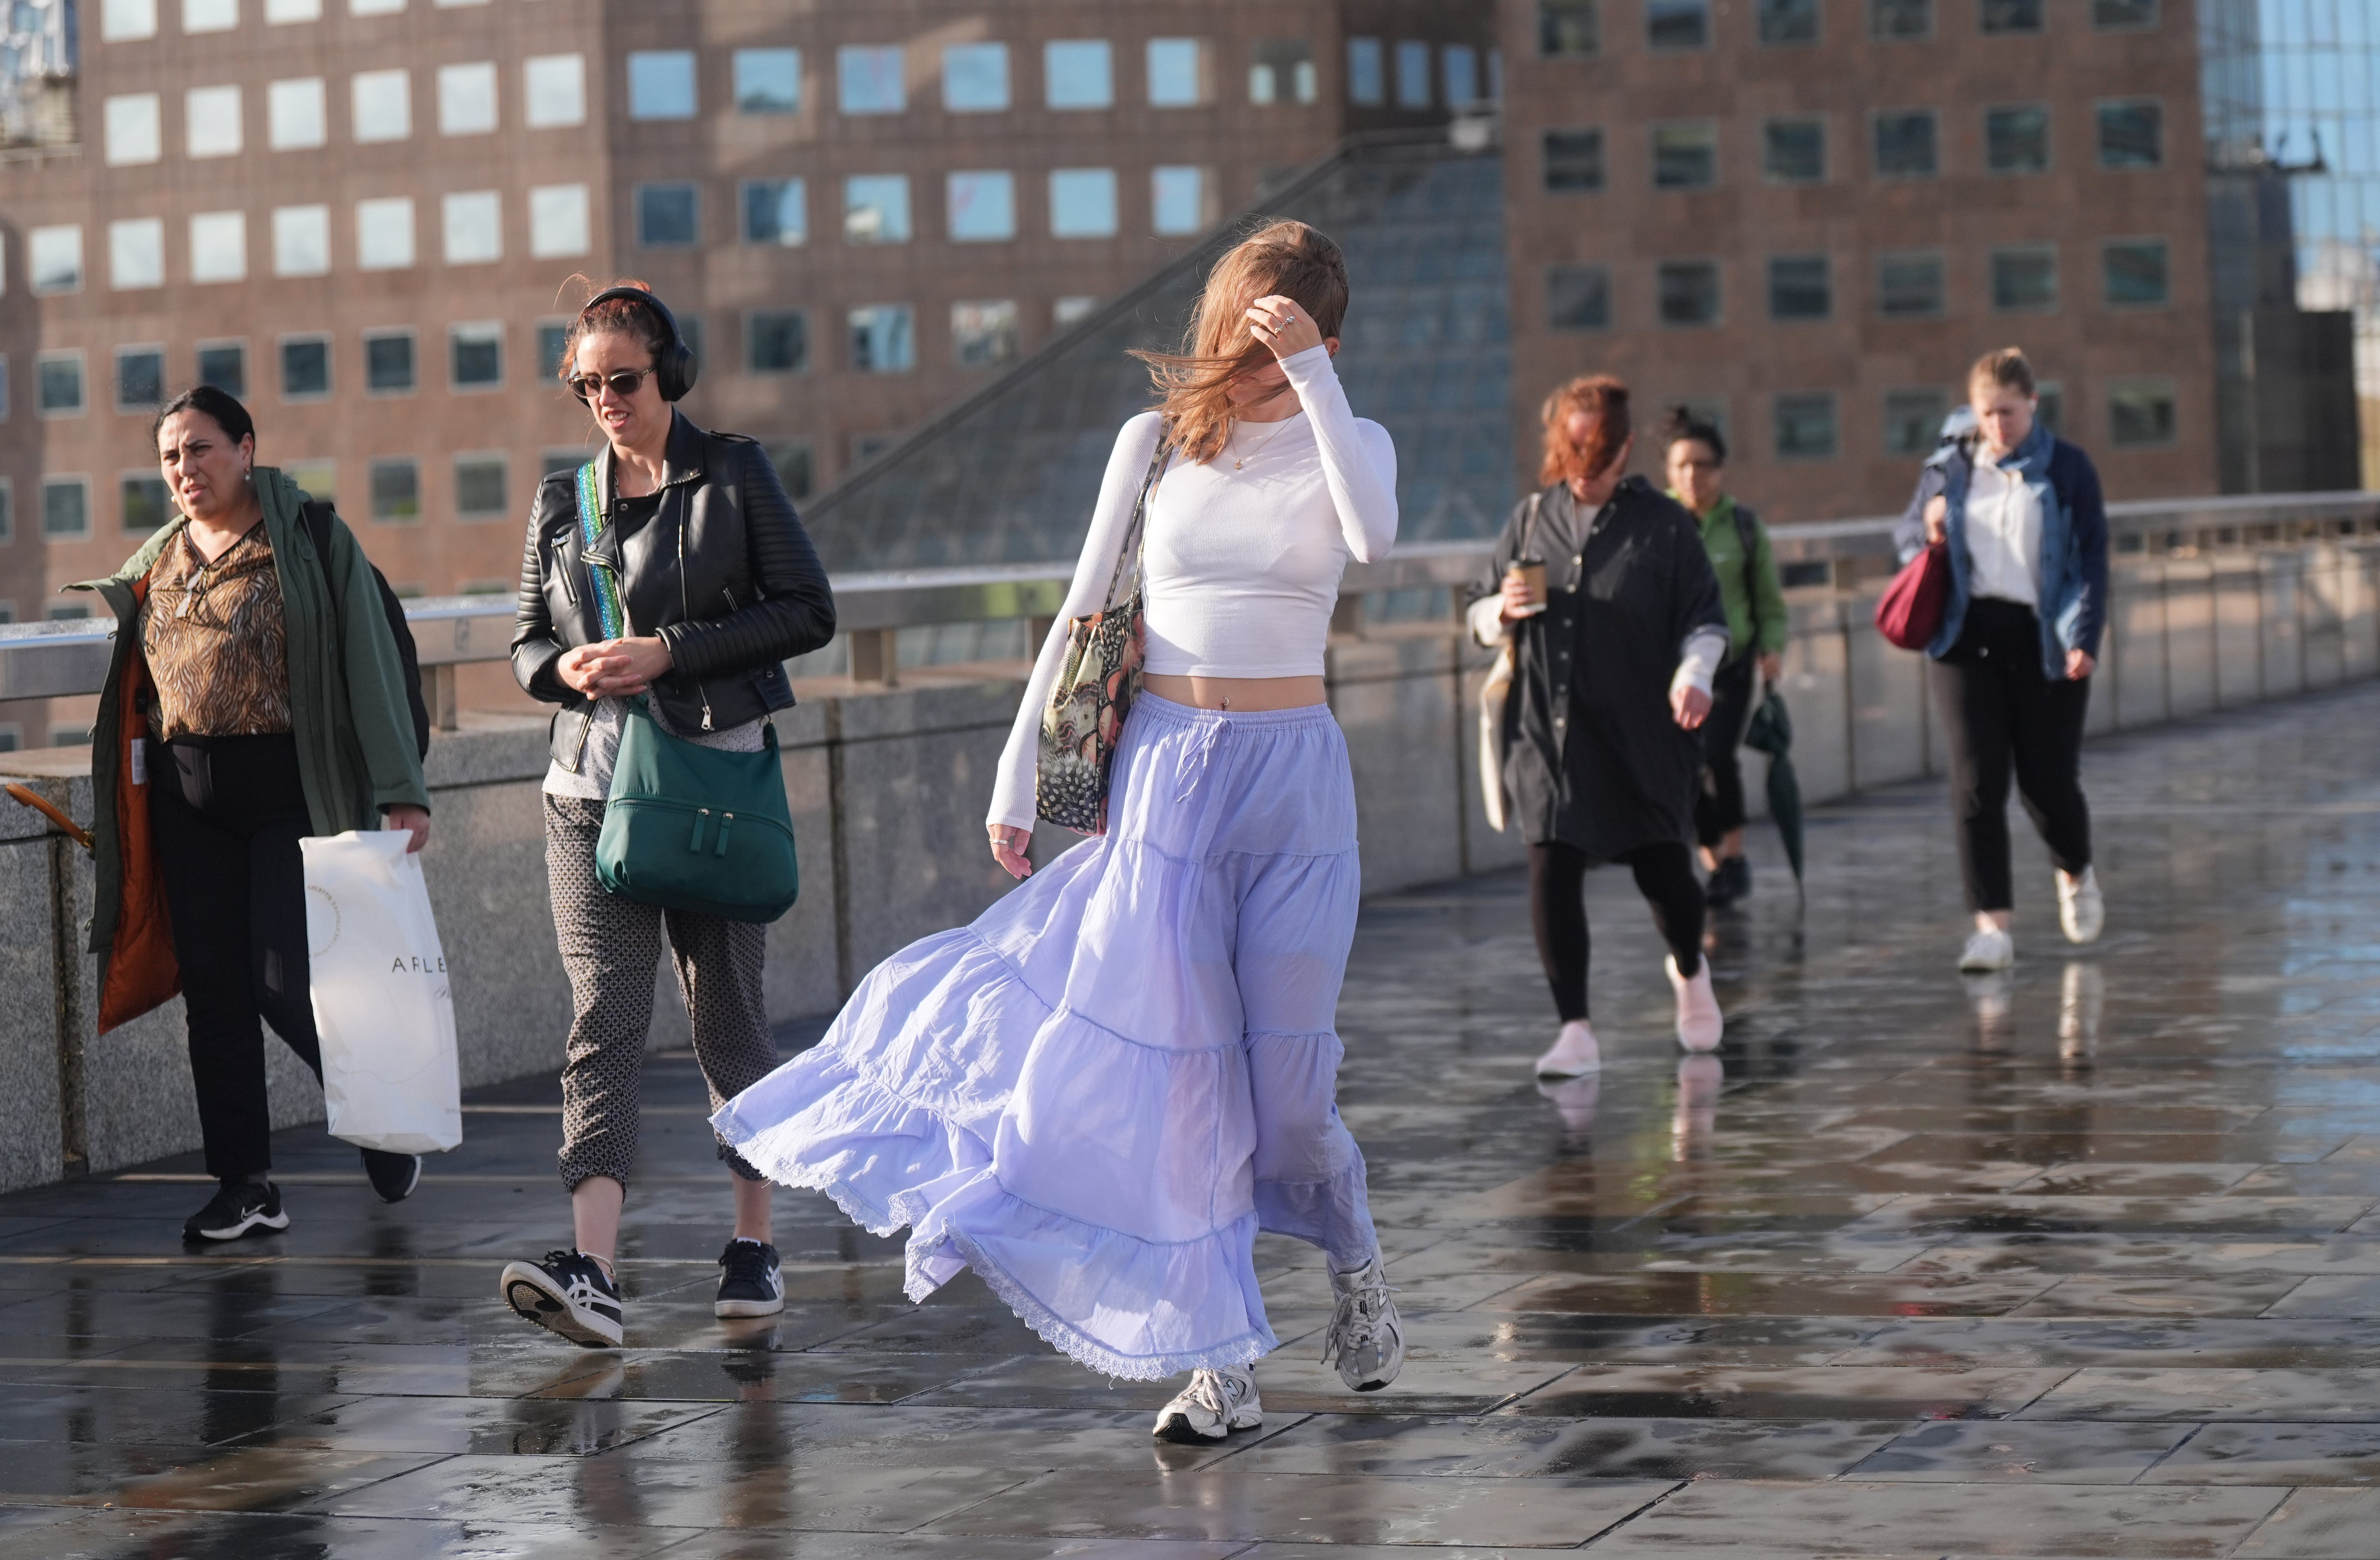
left=536, top=322, right=569, bottom=380
left=104, top=93, right=162, bottom=165
left=267, top=77, right=326, bottom=148
left=450, top=322, right=502, bottom=389
left=117, top=346, right=165, bottom=411
left=1774, top=393, right=1838, bottom=459
left=1991, top=245, right=2057, bottom=311
left=454, top=453, right=506, bottom=519
left=109, top=218, right=165, bottom=291
left=2093, top=0, right=2157, bottom=27
left=1769, top=254, right=1831, bottom=320
left=437, top=62, right=497, bottom=136
left=281, top=335, right=330, bottom=399
left=1547, top=264, right=1611, bottom=330
left=356, top=196, right=415, bottom=269
left=183, top=0, right=235, bottom=31
left=190, top=212, right=246, bottom=283
left=1759, top=0, right=1820, bottom=44
left=1874, top=110, right=1939, bottom=177
left=1659, top=260, right=1721, bottom=326
left=272, top=205, right=330, bottom=276
left=529, top=184, right=591, bottom=257
left=1444, top=46, right=1480, bottom=108
left=1050, top=168, right=1119, bottom=238
left=369, top=458, right=420, bottom=523
left=1046, top=40, right=1113, bottom=109
left=1764, top=118, right=1824, bottom=182
left=121, top=474, right=171, bottom=535
left=637, top=183, right=699, bottom=247
left=1539, top=0, right=1600, bottom=56
left=1648, top=0, right=1709, bottom=50
left=1980, top=0, right=2043, bottom=33
left=1544, top=128, right=1604, bottom=192
left=1152, top=167, right=1208, bottom=235
left=849, top=305, right=915, bottom=373
left=1394, top=41, right=1431, bottom=108
left=1985, top=105, right=2050, bottom=173
left=1346, top=38, right=1384, bottom=105
left=1653, top=121, right=1718, bottom=189
left=0, top=483, right=10, bottom=543
left=628, top=51, right=696, bottom=120
left=442, top=191, right=502, bottom=264
left=196, top=341, right=246, bottom=397
left=524, top=54, right=586, bottom=127
left=1054, top=296, right=1098, bottom=327
left=953, top=300, right=1019, bottom=368
left=1148, top=38, right=1204, bottom=106
left=747, top=310, right=807, bottom=374
left=843, top=176, right=911, bottom=243
left=365, top=331, right=415, bottom=394
left=29, top=226, right=81, bottom=294
left=735, top=49, right=800, bottom=114
left=1871, top=0, right=1932, bottom=38
left=2097, top=100, right=2162, bottom=168
left=943, top=42, right=1008, bottom=111
left=1249, top=40, right=1315, bottom=105
left=766, top=443, right=813, bottom=501
left=266, top=0, right=318, bottom=19
left=283, top=459, right=334, bottom=503
left=839, top=45, right=905, bottom=113
left=38, top=352, right=85, bottom=416
left=2036, top=382, right=2065, bottom=434
left=43, top=477, right=90, bottom=539
left=1882, top=387, right=1949, bottom=456
left=186, top=85, right=242, bottom=158
left=945, top=171, right=1014, bottom=242
left=743, top=179, right=807, bottom=246
left=2103, top=238, right=2170, bottom=306
left=2107, top=379, right=2175, bottom=446
left=103, top=0, right=156, bottom=39
left=351, top=69, right=410, bottom=142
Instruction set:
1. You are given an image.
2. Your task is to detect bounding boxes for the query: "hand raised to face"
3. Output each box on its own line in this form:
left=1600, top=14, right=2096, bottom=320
left=1244, top=295, right=1323, bottom=361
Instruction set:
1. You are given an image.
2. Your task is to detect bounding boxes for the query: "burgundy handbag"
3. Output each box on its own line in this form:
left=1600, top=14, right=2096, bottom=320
left=1875, top=542, right=1950, bottom=651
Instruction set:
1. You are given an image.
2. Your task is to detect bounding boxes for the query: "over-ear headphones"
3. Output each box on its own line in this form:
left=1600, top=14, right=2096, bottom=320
left=575, top=285, right=698, bottom=403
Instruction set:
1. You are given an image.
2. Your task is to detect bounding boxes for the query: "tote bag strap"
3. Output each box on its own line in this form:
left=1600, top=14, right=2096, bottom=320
left=1100, top=428, right=1175, bottom=613
left=572, top=462, right=628, bottom=640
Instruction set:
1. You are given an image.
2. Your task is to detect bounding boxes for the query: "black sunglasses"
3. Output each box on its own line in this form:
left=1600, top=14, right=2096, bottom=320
left=568, top=367, right=656, bottom=402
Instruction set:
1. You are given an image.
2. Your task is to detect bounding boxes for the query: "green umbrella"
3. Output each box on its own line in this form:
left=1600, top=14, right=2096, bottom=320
left=1741, top=685, right=1805, bottom=892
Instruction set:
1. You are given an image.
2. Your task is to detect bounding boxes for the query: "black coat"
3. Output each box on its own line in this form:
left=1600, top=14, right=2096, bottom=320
left=513, top=410, right=838, bottom=765
left=1474, top=476, right=1729, bottom=857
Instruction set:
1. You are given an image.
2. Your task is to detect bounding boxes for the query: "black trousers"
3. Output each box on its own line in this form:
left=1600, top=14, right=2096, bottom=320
left=1695, top=655, right=1759, bottom=849
left=149, top=734, right=323, bottom=1182
left=1528, top=839, right=1704, bottom=1023
left=1929, top=598, right=2093, bottom=914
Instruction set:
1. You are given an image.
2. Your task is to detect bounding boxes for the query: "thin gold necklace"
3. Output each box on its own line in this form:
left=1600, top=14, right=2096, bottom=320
left=1231, top=413, right=1301, bottom=471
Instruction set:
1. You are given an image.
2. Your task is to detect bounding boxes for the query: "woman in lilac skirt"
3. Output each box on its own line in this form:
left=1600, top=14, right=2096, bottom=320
left=716, top=221, right=1404, bottom=1442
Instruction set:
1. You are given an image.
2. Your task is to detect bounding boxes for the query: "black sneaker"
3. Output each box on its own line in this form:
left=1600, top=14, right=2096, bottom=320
left=715, top=1238, right=785, bottom=1319
left=182, top=1180, right=290, bottom=1243
left=361, top=1148, right=422, bottom=1203
left=1706, top=854, right=1751, bottom=908
left=500, top=1250, right=624, bottom=1347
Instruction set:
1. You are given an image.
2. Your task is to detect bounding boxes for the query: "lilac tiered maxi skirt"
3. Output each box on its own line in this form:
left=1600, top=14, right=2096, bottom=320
left=713, top=693, right=1378, bottom=1379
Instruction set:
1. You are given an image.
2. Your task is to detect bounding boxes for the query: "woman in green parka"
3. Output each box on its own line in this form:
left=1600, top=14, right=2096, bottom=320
left=79, top=385, right=432, bottom=1245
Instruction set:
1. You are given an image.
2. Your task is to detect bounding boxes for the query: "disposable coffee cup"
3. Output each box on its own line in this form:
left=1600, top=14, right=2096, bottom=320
left=1507, top=558, right=1549, bottom=615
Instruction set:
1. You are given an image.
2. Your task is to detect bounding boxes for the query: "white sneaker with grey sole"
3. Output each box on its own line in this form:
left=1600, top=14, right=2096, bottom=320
left=1321, top=1253, right=1405, bottom=1392
left=1959, top=927, right=2015, bottom=972
left=1152, top=1365, right=1262, bottom=1442
left=2057, top=867, right=2104, bottom=944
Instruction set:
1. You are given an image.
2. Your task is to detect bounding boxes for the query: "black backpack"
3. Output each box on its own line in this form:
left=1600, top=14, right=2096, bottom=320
left=302, top=500, right=432, bottom=760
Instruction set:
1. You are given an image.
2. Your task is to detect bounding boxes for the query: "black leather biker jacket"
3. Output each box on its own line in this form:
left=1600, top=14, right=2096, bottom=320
left=511, top=410, right=837, bottom=769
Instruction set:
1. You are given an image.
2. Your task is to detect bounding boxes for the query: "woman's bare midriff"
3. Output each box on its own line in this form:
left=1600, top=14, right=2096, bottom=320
left=1142, top=673, right=1328, bottom=712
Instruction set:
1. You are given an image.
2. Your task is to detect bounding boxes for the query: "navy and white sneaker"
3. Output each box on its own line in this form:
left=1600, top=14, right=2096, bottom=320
left=361, top=1148, right=422, bottom=1203
left=715, top=1238, right=785, bottom=1319
left=182, top=1179, right=290, bottom=1243
left=501, top=1250, right=624, bottom=1347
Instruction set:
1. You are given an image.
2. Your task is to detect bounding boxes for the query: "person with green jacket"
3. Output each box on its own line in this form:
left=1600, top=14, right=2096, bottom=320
left=78, top=386, right=432, bottom=1245
left=1663, top=408, right=1787, bottom=907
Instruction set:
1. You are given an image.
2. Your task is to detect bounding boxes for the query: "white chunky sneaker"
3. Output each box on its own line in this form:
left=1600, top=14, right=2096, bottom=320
left=1666, top=956, right=1723, bottom=1053
left=1534, top=1019, right=1600, bottom=1078
left=1959, top=926, right=2015, bottom=972
left=1152, top=1365, right=1262, bottom=1443
left=2057, top=867, right=2104, bottom=945
left=1321, top=1253, right=1405, bottom=1393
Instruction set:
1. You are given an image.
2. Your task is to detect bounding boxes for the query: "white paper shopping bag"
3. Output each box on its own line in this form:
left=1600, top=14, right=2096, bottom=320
left=301, top=829, right=463, bottom=1154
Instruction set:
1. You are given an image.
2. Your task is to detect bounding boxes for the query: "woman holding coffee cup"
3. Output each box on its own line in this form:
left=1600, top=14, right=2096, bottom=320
left=1469, top=376, right=1731, bottom=1078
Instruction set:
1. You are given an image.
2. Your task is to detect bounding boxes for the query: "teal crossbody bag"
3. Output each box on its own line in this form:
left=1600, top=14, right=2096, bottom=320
left=573, top=465, right=800, bottom=924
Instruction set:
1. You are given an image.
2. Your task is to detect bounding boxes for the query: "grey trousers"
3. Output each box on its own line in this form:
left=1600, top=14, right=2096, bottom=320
left=544, top=795, right=777, bottom=1191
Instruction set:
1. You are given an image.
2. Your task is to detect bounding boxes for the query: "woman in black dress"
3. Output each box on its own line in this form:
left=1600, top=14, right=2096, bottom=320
left=1470, top=377, right=1731, bottom=1077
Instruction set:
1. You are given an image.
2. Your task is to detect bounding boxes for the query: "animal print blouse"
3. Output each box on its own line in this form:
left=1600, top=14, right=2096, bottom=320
left=140, top=523, right=293, bottom=742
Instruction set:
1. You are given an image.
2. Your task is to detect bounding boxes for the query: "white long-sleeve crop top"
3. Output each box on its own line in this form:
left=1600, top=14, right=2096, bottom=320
left=987, top=345, right=1398, bottom=831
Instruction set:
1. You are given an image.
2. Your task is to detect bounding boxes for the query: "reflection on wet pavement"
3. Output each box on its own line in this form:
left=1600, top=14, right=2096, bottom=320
left=9, top=682, right=2380, bottom=1555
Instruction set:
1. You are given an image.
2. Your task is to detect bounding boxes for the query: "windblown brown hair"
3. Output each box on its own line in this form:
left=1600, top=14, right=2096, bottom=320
left=1968, top=345, right=2036, bottom=397
left=1132, top=221, right=1350, bottom=465
left=554, top=275, right=671, bottom=390
left=1539, top=375, right=1631, bottom=488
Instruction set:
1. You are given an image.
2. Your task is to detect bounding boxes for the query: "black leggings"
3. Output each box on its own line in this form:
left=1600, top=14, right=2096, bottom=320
left=1528, top=839, right=1705, bottom=1023
left=149, top=733, right=323, bottom=1182
left=1929, top=598, right=2093, bottom=913
left=1695, top=655, right=1759, bottom=848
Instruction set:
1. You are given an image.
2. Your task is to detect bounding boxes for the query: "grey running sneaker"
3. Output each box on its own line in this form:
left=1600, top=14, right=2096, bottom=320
left=182, top=1179, right=289, bottom=1243
left=714, top=1238, right=785, bottom=1319
left=501, top=1250, right=624, bottom=1348
left=1321, top=1254, right=1405, bottom=1392
left=1152, top=1365, right=1262, bottom=1442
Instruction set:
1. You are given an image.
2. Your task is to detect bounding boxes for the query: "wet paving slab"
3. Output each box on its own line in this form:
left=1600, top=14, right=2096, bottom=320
left=8, top=683, right=2380, bottom=1554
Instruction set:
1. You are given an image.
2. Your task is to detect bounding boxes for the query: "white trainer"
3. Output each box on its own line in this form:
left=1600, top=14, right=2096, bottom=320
left=1959, top=926, right=2015, bottom=972
left=1534, top=1020, right=1600, bottom=1078
left=1152, top=1365, right=1262, bottom=1442
left=2057, top=867, right=2104, bottom=945
left=1321, top=1253, right=1405, bottom=1392
left=1666, top=956, right=1723, bottom=1053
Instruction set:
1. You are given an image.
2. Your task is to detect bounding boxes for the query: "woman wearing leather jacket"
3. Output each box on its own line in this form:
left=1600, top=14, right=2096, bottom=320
left=500, top=282, right=835, bottom=1347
